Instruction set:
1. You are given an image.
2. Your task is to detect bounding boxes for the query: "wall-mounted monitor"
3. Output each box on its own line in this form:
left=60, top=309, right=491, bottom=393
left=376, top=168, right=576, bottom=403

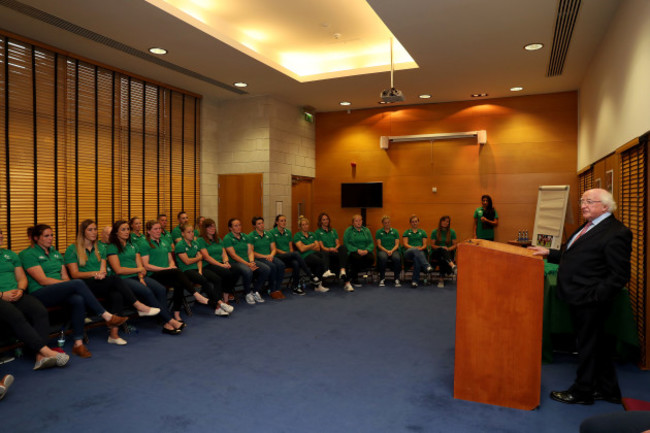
left=341, top=182, right=383, bottom=208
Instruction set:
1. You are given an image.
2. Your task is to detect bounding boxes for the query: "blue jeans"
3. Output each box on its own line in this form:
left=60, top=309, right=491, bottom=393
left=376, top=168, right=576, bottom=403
left=376, top=250, right=401, bottom=280
left=31, top=279, right=107, bottom=341
left=258, top=257, right=286, bottom=292
left=404, top=248, right=429, bottom=283
left=122, top=276, right=172, bottom=322
left=230, top=261, right=270, bottom=293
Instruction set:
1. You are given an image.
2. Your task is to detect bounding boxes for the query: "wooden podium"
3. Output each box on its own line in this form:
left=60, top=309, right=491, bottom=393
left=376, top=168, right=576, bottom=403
left=454, top=240, right=544, bottom=410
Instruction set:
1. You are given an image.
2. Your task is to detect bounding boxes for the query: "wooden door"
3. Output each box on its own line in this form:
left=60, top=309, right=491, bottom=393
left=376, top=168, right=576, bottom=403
left=218, top=174, right=263, bottom=237
left=291, top=177, right=313, bottom=233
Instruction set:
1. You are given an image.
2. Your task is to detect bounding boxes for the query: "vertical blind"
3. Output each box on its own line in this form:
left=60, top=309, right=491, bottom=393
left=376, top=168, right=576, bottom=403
left=0, top=34, right=200, bottom=252
left=577, top=167, right=593, bottom=225
left=619, top=137, right=648, bottom=368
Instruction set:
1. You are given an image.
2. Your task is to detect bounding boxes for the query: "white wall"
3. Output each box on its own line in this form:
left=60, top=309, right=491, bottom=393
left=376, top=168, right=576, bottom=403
left=199, top=95, right=315, bottom=227
left=578, top=0, right=650, bottom=169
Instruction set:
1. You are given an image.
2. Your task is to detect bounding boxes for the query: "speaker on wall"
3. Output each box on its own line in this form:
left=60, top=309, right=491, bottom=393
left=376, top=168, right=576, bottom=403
left=477, top=130, right=487, bottom=145
left=379, top=136, right=389, bottom=149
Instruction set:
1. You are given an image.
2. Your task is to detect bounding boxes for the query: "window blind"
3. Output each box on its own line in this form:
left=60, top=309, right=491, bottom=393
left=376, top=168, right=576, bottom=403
left=0, top=33, right=200, bottom=252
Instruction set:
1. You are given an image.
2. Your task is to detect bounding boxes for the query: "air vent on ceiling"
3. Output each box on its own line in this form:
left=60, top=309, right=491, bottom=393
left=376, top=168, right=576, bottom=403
left=0, top=0, right=245, bottom=94
left=547, top=0, right=581, bottom=77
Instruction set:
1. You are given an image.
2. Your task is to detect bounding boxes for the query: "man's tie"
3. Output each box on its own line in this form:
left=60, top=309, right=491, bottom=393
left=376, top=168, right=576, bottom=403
left=569, top=221, right=592, bottom=248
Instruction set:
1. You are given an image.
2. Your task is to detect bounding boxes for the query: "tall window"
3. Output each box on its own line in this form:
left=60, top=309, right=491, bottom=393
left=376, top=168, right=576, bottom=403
left=0, top=34, right=200, bottom=251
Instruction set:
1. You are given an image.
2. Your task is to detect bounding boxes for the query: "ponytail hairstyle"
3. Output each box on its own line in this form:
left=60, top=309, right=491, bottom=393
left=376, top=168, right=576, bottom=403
left=76, top=219, right=101, bottom=267
left=109, top=220, right=128, bottom=253
left=436, top=216, right=452, bottom=246
left=144, top=220, right=160, bottom=249
left=317, top=212, right=330, bottom=230
left=251, top=216, right=264, bottom=227
left=297, top=215, right=310, bottom=232
left=273, top=214, right=286, bottom=228
left=30, top=224, right=52, bottom=246
left=128, top=216, right=141, bottom=233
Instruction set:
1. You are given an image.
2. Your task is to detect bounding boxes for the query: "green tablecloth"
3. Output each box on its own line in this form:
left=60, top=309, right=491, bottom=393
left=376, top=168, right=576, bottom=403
left=542, top=262, right=640, bottom=363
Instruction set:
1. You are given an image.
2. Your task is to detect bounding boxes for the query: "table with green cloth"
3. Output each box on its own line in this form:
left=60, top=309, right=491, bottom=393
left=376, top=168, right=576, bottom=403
left=542, top=261, right=640, bottom=363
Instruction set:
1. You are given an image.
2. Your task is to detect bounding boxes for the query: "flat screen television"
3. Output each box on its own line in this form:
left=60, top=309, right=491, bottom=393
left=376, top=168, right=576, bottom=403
left=341, top=182, right=383, bottom=208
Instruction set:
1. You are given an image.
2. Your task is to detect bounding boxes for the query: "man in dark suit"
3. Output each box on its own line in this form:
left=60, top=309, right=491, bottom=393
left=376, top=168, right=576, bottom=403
left=530, top=188, right=632, bottom=405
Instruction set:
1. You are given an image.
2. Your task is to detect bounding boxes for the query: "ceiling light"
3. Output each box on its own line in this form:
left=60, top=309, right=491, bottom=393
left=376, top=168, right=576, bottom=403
left=524, top=43, right=544, bottom=51
left=340, top=101, right=351, bottom=106
left=148, top=47, right=167, bottom=55
left=419, top=94, right=432, bottom=99
left=471, top=93, right=488, bottom=98
left=510, top=86, right=523, bottom=92
left=233, top=82, right=248, bottom=88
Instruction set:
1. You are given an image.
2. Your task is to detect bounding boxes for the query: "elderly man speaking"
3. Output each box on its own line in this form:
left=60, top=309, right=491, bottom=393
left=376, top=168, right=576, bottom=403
left=530, top=188, right=632, bottom=405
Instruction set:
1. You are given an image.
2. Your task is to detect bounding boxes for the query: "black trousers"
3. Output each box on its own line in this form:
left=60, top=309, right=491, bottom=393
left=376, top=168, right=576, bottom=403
left=183, top=268, right=223, bottom=308
left=204, top=264, right=240, bottom=294
left=150, top=269, right=196, bottom=311
left=83, top=275, right=137, bottom=315
left=304, top=252, right=327, bottom=277
left=0, top=295, right=50, bottom=353
left=569, top=301, right=620, bottom=396
left=348, top=252, right=375, bottom=281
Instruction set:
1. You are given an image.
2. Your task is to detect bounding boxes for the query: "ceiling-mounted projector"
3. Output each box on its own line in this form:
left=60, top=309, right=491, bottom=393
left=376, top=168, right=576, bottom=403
left=380, top=87, right=405, bottom=103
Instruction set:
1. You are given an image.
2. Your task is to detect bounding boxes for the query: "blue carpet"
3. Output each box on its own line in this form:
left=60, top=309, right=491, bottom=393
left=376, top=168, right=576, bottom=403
left=2, top=282, right=649, bottom=433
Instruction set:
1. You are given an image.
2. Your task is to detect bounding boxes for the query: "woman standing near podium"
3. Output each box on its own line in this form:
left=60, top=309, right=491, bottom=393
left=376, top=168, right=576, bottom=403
left=473, top=195, right=498, bottom=240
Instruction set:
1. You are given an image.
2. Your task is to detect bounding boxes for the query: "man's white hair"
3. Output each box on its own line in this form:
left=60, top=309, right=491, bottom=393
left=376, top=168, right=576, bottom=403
left=595, top=188, right=617, bottom=212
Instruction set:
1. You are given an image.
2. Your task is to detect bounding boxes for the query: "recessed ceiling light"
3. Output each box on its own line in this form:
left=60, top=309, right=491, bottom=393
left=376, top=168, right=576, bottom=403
left=524, top=43, right=544, bottom=51
left=340, top=101, right=351, bottom=106
left=233, top=82, right=248, bottom=88
left=510, top=86, right=524, bottom=92
left=149, top=47, right=167, bottom=55
left=471, top=93, right=488, bottom=98
left=419, top=94, right=432, bottom=99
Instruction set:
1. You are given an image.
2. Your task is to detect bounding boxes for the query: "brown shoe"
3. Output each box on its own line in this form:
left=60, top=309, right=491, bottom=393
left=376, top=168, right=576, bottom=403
left=72, top=344, right=92, bottom=358
left=270, top=290, right=286, bottom=300
left=105, top=315, right=128, bottom=327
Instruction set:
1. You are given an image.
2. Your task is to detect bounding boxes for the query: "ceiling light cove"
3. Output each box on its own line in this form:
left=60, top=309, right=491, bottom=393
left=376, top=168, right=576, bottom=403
left=145, top=0, right=418, bottom=82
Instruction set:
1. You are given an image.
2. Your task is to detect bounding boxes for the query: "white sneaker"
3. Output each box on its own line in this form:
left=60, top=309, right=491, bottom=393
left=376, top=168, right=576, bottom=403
left=339, top=269, right=347, bottom=279
left=245, top=293, right=255, bottom=305
left=343, top=282, right=354, bottom=292
left=252, top=292, right=265, bottom=303
left=314, top=283, right=329, bottom=292
left=107, top=337, right=127, bottom=345
left=322, top=270, right=335, bottom=278
left=215, top=308, right=229, bottom=316
left=425, top=266, right=434, bottom=273
left=378, top=279, right=386, bottom=287
left=220, top=303, right=234, bottom=313
left=437, top=280, right=445, bottom=288
left=395, top=279, right=401, bottom=287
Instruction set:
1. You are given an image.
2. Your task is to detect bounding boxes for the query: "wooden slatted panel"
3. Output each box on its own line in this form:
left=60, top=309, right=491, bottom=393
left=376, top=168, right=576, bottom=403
left=0, top=33, right=201, bottom=253
left=577, top=168, right=593, bottom=225
left=96, top=68, right=113, bottom=229
left=76, top=62, right=97, bottom=232
left=170, top=91, right=184, bottom=217
left=619, top=139, right=647, bottom=368
left=143, top=83, right=158, bottom=222
left=6, top=40, right=35, bottom=253
left=0, top=37, right=6, bottom=240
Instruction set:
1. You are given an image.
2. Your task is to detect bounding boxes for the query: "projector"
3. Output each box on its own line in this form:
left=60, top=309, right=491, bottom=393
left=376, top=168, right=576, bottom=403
left=380, top=87, right=405, bottom=103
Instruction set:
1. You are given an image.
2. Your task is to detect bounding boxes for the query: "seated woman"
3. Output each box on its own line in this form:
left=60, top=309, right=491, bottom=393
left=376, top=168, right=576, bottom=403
left=223, top=218, right=270, bottom=305
left=315, top=212, right=349, bottom=282
left=65, top=219, right=160, bottom=346
left=175, top=224, right=233, bottom=316
left=271, top=215, right=319, bottom=296
left=106, top=221, right=183, bottom=335
left=375, top=215, right=402, bottom=288
left=197, top=219, right=240, bottom=303
left=22, top=224, right=128, bottom=358
left=138, top=220, right=210, bottom=322
left=402, top=215, right=433, bottom=288
left=294, top=216, right=330, bottom=293
left=249, top=217, right=286, bottom=300
left=343, top=215, right=374, bottom=289
left=129, top=216, right=144, bottom=245
left=0, top=228, right=69, bottom=369
left=430, top=215, right=458, bottom=288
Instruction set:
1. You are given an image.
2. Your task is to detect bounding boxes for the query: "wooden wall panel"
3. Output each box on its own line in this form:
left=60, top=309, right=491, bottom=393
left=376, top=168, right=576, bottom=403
left=314, top=92, right=580, bottom=242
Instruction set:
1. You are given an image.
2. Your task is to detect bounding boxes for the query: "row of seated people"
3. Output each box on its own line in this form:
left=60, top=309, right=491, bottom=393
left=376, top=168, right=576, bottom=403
left=0, top=211, right=458, bottom=370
